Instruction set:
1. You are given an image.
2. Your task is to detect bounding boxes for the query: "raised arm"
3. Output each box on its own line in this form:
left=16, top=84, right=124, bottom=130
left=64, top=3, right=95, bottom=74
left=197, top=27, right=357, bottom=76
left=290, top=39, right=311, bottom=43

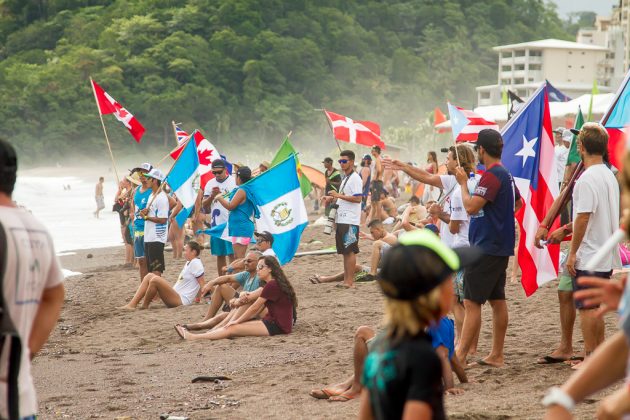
left=384, top=159, right=443, bottom=189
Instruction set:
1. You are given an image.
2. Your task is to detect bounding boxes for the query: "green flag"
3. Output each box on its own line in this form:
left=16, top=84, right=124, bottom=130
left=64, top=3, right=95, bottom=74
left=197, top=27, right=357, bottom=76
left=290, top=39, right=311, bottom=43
left=586, top=79, right=599, bottom=121
left=567, top=107, right=584, bottom=165
left=271, top=136, right=313, bottom=198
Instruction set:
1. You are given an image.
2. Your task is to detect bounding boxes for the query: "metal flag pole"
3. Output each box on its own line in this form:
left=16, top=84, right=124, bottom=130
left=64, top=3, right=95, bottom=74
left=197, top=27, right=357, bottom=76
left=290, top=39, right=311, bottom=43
left=90, top=77, right=120, bottom=184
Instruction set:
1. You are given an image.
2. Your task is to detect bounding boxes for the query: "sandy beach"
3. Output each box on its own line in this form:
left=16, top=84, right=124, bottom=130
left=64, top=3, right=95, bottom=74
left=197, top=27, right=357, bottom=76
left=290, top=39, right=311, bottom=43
left=33, top=219, right=622, bottom=419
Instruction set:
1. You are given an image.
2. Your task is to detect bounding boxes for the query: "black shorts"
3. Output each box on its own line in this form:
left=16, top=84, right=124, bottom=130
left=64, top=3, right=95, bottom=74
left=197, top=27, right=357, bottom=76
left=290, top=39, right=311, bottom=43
left=371, top=180, right=383, bottom=202
left=335, top=223, right=359, bottom=255
left=463, top=255, right=509, bottom=304
left=263, top=319, right=286, bottom=336
left=144, top=241, right=165, bottom=274
left=572, top=269, right=612, bottom=310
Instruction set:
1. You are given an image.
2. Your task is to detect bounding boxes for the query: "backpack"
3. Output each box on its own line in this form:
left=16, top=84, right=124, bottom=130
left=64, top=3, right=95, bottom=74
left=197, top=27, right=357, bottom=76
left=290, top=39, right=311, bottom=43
left=0, top=221, right=22, bottom=420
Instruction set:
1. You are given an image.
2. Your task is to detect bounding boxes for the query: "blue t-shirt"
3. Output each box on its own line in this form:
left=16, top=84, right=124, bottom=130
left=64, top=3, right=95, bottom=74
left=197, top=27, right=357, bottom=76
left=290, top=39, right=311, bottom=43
left=228, top=188, right=255, bottom=238
left=428, top=317, right=455, bottom=360
left=469, top=164, right=520, bottom=256
left=233, top=270, right=260, bottom=292
left=133, top=187, right=152, bottom=233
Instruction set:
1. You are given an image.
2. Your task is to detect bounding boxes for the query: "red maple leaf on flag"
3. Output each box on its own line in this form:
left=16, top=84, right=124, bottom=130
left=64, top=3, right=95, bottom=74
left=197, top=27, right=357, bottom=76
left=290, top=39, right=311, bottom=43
left=198, top=148, right=215, bottom=166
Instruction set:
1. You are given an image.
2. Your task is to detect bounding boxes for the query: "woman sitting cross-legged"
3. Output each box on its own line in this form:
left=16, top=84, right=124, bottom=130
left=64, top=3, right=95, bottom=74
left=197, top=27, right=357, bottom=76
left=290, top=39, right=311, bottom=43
left=174, top=255, right=297, bottom=340
left=120, top=241, right=205, bottom=310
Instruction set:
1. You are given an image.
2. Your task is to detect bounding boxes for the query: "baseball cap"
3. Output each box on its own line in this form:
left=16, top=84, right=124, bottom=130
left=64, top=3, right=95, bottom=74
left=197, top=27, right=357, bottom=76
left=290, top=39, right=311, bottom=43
left=569, top=122, right=606, bottom=136
left=260, top=161, right=271, bottom=169
left=211, top=159, right=226, bottom=169
left=131, top=162, right=153, bottom=173
left=553, top=127, right=565, bottom=135
left=378, top=229, right=482, bottom=300
left=254, top=231, right=274, bottom=245
left=143, top=168, right=165, bottom=182
left=236, top=166, right=252, bottom=180
left=363, top=154, right=372, bottom=161
left=474, top=129, right=503, bottom=151
left=322, top=157, right=333, bottom=164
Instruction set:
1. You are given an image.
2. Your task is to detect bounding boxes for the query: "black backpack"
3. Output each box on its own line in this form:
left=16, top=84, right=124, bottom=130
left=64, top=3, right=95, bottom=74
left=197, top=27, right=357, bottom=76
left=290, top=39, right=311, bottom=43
left=0, top=221, right=22, bottom=420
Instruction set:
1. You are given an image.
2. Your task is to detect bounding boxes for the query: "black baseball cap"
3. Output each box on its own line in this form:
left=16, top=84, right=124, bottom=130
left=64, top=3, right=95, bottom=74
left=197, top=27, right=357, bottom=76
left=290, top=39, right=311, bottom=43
left=211, top=159, right=226, bottom=169
left=0, top=138, right=17, bottom=195
left=378, top=230, right=482, bottom=300
left=322, top=157, right=333, bottom=164
left=236, top=166, right=252, bottom=179
left=254, top=231, right=274, bottom=245
left=474, top=129, right=503, bottom=151
left=363, top=154, right=372, bottom=161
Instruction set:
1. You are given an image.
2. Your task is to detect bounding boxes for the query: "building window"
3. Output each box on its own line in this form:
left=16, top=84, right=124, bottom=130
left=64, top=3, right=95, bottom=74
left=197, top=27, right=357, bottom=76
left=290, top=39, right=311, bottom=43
left=500, top=78, right=510, bottom=85
left=501, top=65, right=511, bottom=72
left=528, top=78, right=534, bottom=82
left=515, top=64, right=525, bottom=70
left=480, top=91, right=490, bottom=99
left=529, top=50, right=542, bottom=56
left=514, top=78, right=524, bottom=84
left=529, top=64, right=541, bottom=70
left=514, top=50, right=526, bottom=57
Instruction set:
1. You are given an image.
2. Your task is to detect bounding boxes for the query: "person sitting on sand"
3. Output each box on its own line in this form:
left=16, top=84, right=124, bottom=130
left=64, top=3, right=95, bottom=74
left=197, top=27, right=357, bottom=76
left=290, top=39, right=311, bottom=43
left=199, top=250, right=262, bottom=322
left=359, top=229, right=480, bottom=419
left=309, top=219, right=397, bottom=284
left=310, top=318, right=468, bottom=403
left=120, top=241, right=205, bottom=310
left=175, top=255, right=297, bottom=340
left=399, top=196, right=428, bottom=231
left=221, top=231, right=278, bottom=274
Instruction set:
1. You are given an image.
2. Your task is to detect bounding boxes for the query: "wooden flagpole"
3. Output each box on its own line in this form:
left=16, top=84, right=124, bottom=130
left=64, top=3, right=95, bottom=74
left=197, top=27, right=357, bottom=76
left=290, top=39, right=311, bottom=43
left=316, top=108, right=343, bottom=153
left=171, top=121, right=180, bottom=145
left=90, top=77, right=120, bottom=184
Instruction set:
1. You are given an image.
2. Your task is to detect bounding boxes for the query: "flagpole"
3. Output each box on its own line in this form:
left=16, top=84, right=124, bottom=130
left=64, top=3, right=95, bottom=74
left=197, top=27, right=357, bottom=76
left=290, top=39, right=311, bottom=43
left=446, top=102, right=461, bottom=167
left=316, top=108, right=343, bottom=153
left=171, top=121, right=180, bottom=145
left=90, top=77, right=120, bottom=184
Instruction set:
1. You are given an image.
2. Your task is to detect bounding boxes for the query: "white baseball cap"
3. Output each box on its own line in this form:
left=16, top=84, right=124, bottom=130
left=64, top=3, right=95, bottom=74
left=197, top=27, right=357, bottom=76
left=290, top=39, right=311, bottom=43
left=143, top=168, right=165, bottom=182
left=131, top=162, right=153, bottom=173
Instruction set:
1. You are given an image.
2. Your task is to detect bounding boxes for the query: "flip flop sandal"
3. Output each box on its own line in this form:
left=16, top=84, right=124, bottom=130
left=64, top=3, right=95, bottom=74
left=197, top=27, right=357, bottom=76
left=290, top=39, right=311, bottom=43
left=536, top=355, right=569, bottom=364
left=174, top=325, right=187, bottom=340
left=192, top=376, right=232, bottom=383
left=329, top=392, right=356, bottom=402
left=310, top=388, right=338, bottom=399
left=309, top=276, right=321, bottom=284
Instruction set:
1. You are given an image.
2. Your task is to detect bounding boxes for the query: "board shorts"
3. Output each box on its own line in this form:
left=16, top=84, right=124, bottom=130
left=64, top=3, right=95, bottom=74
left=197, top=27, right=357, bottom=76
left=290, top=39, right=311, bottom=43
left=211, top=236, right=234, bottom=256
left=145, top=241, right=165, bottom=274
left=464, top=254, right=509, bottom=304
left=572, top=269, right=612, bottom=309
left=134, top=232, right=145, bottom=259
left=335, top=223, right=359, bottom=255
left=371, top=180, right=384, bottom=202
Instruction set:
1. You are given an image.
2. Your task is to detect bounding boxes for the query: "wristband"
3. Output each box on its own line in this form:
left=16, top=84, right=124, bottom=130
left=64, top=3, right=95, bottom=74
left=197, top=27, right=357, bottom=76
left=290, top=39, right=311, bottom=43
left=542, top=387, right=575, bottom=412
left=539, top=224, right=548, bottom=230
left=226, top=267, right=234, bottom=274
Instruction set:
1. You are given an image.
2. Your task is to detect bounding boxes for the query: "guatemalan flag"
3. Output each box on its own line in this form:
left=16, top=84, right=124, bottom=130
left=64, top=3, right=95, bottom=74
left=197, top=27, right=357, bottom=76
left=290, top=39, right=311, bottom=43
left=502, top=84, right=560, bottom=296
left=164, top=138, right=199, bottom=228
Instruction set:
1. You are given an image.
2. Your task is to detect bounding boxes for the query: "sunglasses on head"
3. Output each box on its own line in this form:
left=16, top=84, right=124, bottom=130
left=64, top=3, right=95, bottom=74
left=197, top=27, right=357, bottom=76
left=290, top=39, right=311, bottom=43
left=338, top=159, right=349, bottom=164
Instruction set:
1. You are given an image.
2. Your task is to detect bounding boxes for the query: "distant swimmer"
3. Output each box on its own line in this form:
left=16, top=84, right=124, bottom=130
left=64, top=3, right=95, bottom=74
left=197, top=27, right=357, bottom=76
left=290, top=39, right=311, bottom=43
left=94, top=176, right=105, bottom=218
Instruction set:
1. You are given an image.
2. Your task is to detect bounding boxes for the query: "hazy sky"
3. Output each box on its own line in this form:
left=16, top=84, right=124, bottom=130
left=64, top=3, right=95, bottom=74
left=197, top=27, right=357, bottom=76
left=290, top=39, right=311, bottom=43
left=550, top=0, right=616, bottom=18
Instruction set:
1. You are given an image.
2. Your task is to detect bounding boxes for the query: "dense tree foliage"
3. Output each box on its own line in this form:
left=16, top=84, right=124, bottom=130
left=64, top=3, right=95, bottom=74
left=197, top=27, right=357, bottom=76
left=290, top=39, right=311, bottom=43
left=0, top=0, right=570, bottom=162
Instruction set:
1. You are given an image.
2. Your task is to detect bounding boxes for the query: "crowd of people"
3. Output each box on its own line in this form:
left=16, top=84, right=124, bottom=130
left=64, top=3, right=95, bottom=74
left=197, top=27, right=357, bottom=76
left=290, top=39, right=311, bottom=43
left=4, top=119, right=630, bottom=419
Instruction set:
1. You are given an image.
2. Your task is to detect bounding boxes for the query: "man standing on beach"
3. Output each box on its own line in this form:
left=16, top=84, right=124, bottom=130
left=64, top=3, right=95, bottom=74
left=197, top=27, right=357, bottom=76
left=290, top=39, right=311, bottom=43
left=369, top=145, right=383, bottom=223
left=130, top=163, right=152, bottom=282
left=454, top=129, right=522, bottom=368
left=0, top=138, right=65, bottom=419
left=140, top=168, right=169, bottom=276
left=322, top=150, right=363, bottom=288
left=202, top=159, right=237, bottom=275
left=94, top=176, right=105, bottom=218
left=322, top=157, right=342, bottom=217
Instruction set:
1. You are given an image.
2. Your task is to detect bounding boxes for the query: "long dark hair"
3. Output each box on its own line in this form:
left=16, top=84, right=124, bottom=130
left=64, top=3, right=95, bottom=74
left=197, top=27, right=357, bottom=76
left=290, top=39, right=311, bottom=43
left=259, top=256, right=298, bottom=308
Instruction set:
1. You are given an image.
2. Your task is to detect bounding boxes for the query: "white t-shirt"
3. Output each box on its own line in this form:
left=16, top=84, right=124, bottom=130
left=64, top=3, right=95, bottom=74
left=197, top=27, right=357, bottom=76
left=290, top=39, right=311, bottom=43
left=336, top=172, right=363, bottom=225
left=448, top=173, right=481, bottom=248
left=262, top=248, right=277, bottom=258
left=555, top=146, right=569, bottom=181
left=438, top=175, right=458, bottom=247
left=144, top=191, right=170, bottom=243
left=203, top=175, right=237, bottom=226
left=572, top=164, right=622, bottom=271
left=0, top=206, right=64, bottom=418
left=173, top=258, right=204, bottom=305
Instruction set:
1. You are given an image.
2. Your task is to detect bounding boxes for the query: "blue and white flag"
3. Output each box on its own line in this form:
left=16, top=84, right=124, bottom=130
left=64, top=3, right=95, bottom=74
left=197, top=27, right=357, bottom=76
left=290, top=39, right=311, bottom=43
left=203, top=221, right=233, bottom=242
left=241, top=155, right=308, bottom=265
left=164, top=138, right=199, bottom=228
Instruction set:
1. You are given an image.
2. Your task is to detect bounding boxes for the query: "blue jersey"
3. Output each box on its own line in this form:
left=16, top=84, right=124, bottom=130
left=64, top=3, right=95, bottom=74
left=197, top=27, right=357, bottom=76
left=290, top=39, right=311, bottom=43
left=133, top=187, right=152, bottom=233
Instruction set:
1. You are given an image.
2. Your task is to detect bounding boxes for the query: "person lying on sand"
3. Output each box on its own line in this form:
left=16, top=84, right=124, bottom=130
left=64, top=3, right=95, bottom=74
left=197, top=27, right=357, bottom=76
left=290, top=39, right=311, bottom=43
left=309, top=318, right=467, bottom=403
left=198, top=250, right=262, bottom=322
left=175, top=256, right=297, bottom=340
left=120, top=241, right=205, bottom=310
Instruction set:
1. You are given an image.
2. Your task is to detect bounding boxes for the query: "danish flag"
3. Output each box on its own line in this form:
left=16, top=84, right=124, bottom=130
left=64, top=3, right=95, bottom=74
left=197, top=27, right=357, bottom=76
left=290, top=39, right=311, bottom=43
left=324, top=110, right=384, bottom=149
left=90, top=79, right=145, bottom=142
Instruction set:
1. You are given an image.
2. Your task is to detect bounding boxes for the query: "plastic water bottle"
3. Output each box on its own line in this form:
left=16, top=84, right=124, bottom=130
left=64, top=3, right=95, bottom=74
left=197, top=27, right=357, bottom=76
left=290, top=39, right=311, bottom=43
left=468, top=172, right=484, bottom=218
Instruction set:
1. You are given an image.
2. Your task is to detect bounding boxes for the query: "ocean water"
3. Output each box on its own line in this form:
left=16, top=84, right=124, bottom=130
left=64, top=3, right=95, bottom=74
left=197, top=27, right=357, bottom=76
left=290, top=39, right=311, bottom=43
left=12, top=176, right=123, bottom=253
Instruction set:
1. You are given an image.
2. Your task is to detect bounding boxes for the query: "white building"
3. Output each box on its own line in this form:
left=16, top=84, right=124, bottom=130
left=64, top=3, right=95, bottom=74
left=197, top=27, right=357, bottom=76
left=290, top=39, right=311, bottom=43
left=577, top=15, right=626, bottom=89
left=476, top=39, right=612, bottom=106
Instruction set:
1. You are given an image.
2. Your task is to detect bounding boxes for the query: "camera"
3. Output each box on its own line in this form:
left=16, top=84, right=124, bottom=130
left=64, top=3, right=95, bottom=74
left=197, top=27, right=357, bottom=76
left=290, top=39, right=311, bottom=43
left=440, top=147, right=449, bottom=153
left=323, top=203, right=339, bottom=235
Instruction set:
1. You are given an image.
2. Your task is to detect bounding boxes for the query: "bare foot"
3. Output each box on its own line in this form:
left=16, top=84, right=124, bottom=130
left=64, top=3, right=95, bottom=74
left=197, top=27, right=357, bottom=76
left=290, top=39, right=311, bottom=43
left=118, top=305, right=136, bottom=310
left=445, top=388, right=465, bottom=395
left=174, top=324, right=189, bottom=340
left=309, top=275, right=321, bottom=284
left=474, top=357, right=504, bottom=368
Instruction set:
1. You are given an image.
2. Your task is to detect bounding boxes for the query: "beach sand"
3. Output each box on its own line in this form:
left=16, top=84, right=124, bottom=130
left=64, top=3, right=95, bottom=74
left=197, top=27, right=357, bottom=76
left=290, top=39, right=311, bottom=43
left=34, top=223, right=622, bottom=419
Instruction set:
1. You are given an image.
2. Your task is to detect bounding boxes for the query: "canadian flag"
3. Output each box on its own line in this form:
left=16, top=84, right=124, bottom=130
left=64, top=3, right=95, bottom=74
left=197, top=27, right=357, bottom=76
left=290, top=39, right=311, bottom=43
left=324, top=110, right=384, bottom=149
left=91, top=79, right=145, bottom=142
left=170, top=129, right=220, bottom=190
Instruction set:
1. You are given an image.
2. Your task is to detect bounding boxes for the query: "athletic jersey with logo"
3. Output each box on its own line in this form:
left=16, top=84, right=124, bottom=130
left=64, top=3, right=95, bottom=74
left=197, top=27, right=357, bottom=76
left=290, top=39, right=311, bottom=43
left=133, top=187, right=152, bottom=233
left=203, top=175, right=236, bottom=227
left=144, top=191, right=169, bottom=243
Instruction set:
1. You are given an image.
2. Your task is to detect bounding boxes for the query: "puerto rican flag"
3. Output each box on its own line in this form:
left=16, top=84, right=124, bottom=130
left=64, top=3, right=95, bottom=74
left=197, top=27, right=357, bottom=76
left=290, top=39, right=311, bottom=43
left=170, top=129, right=221, bottom=190
left=447, top=103, right=499, bottom=143
left=502, top=85, right=560, bottom=296
left=324, top=110, right=384, bottom=149
left=90, top=79, right=145, bottom=142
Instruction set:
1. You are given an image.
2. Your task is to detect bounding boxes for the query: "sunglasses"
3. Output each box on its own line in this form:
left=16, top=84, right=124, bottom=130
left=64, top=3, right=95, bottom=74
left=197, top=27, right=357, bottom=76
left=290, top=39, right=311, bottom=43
left=212, top=170, right=224, bottom=175
left=338, top=159, right=349, bottom=164
left=257, top=264, right=268, bottom=270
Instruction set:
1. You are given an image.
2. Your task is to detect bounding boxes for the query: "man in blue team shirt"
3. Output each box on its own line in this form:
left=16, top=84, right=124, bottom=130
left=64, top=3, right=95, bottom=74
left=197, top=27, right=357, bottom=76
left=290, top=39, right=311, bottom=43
left=454, top=129, right=522, bottom=368
left=130, top=162, right=153, bottom=282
